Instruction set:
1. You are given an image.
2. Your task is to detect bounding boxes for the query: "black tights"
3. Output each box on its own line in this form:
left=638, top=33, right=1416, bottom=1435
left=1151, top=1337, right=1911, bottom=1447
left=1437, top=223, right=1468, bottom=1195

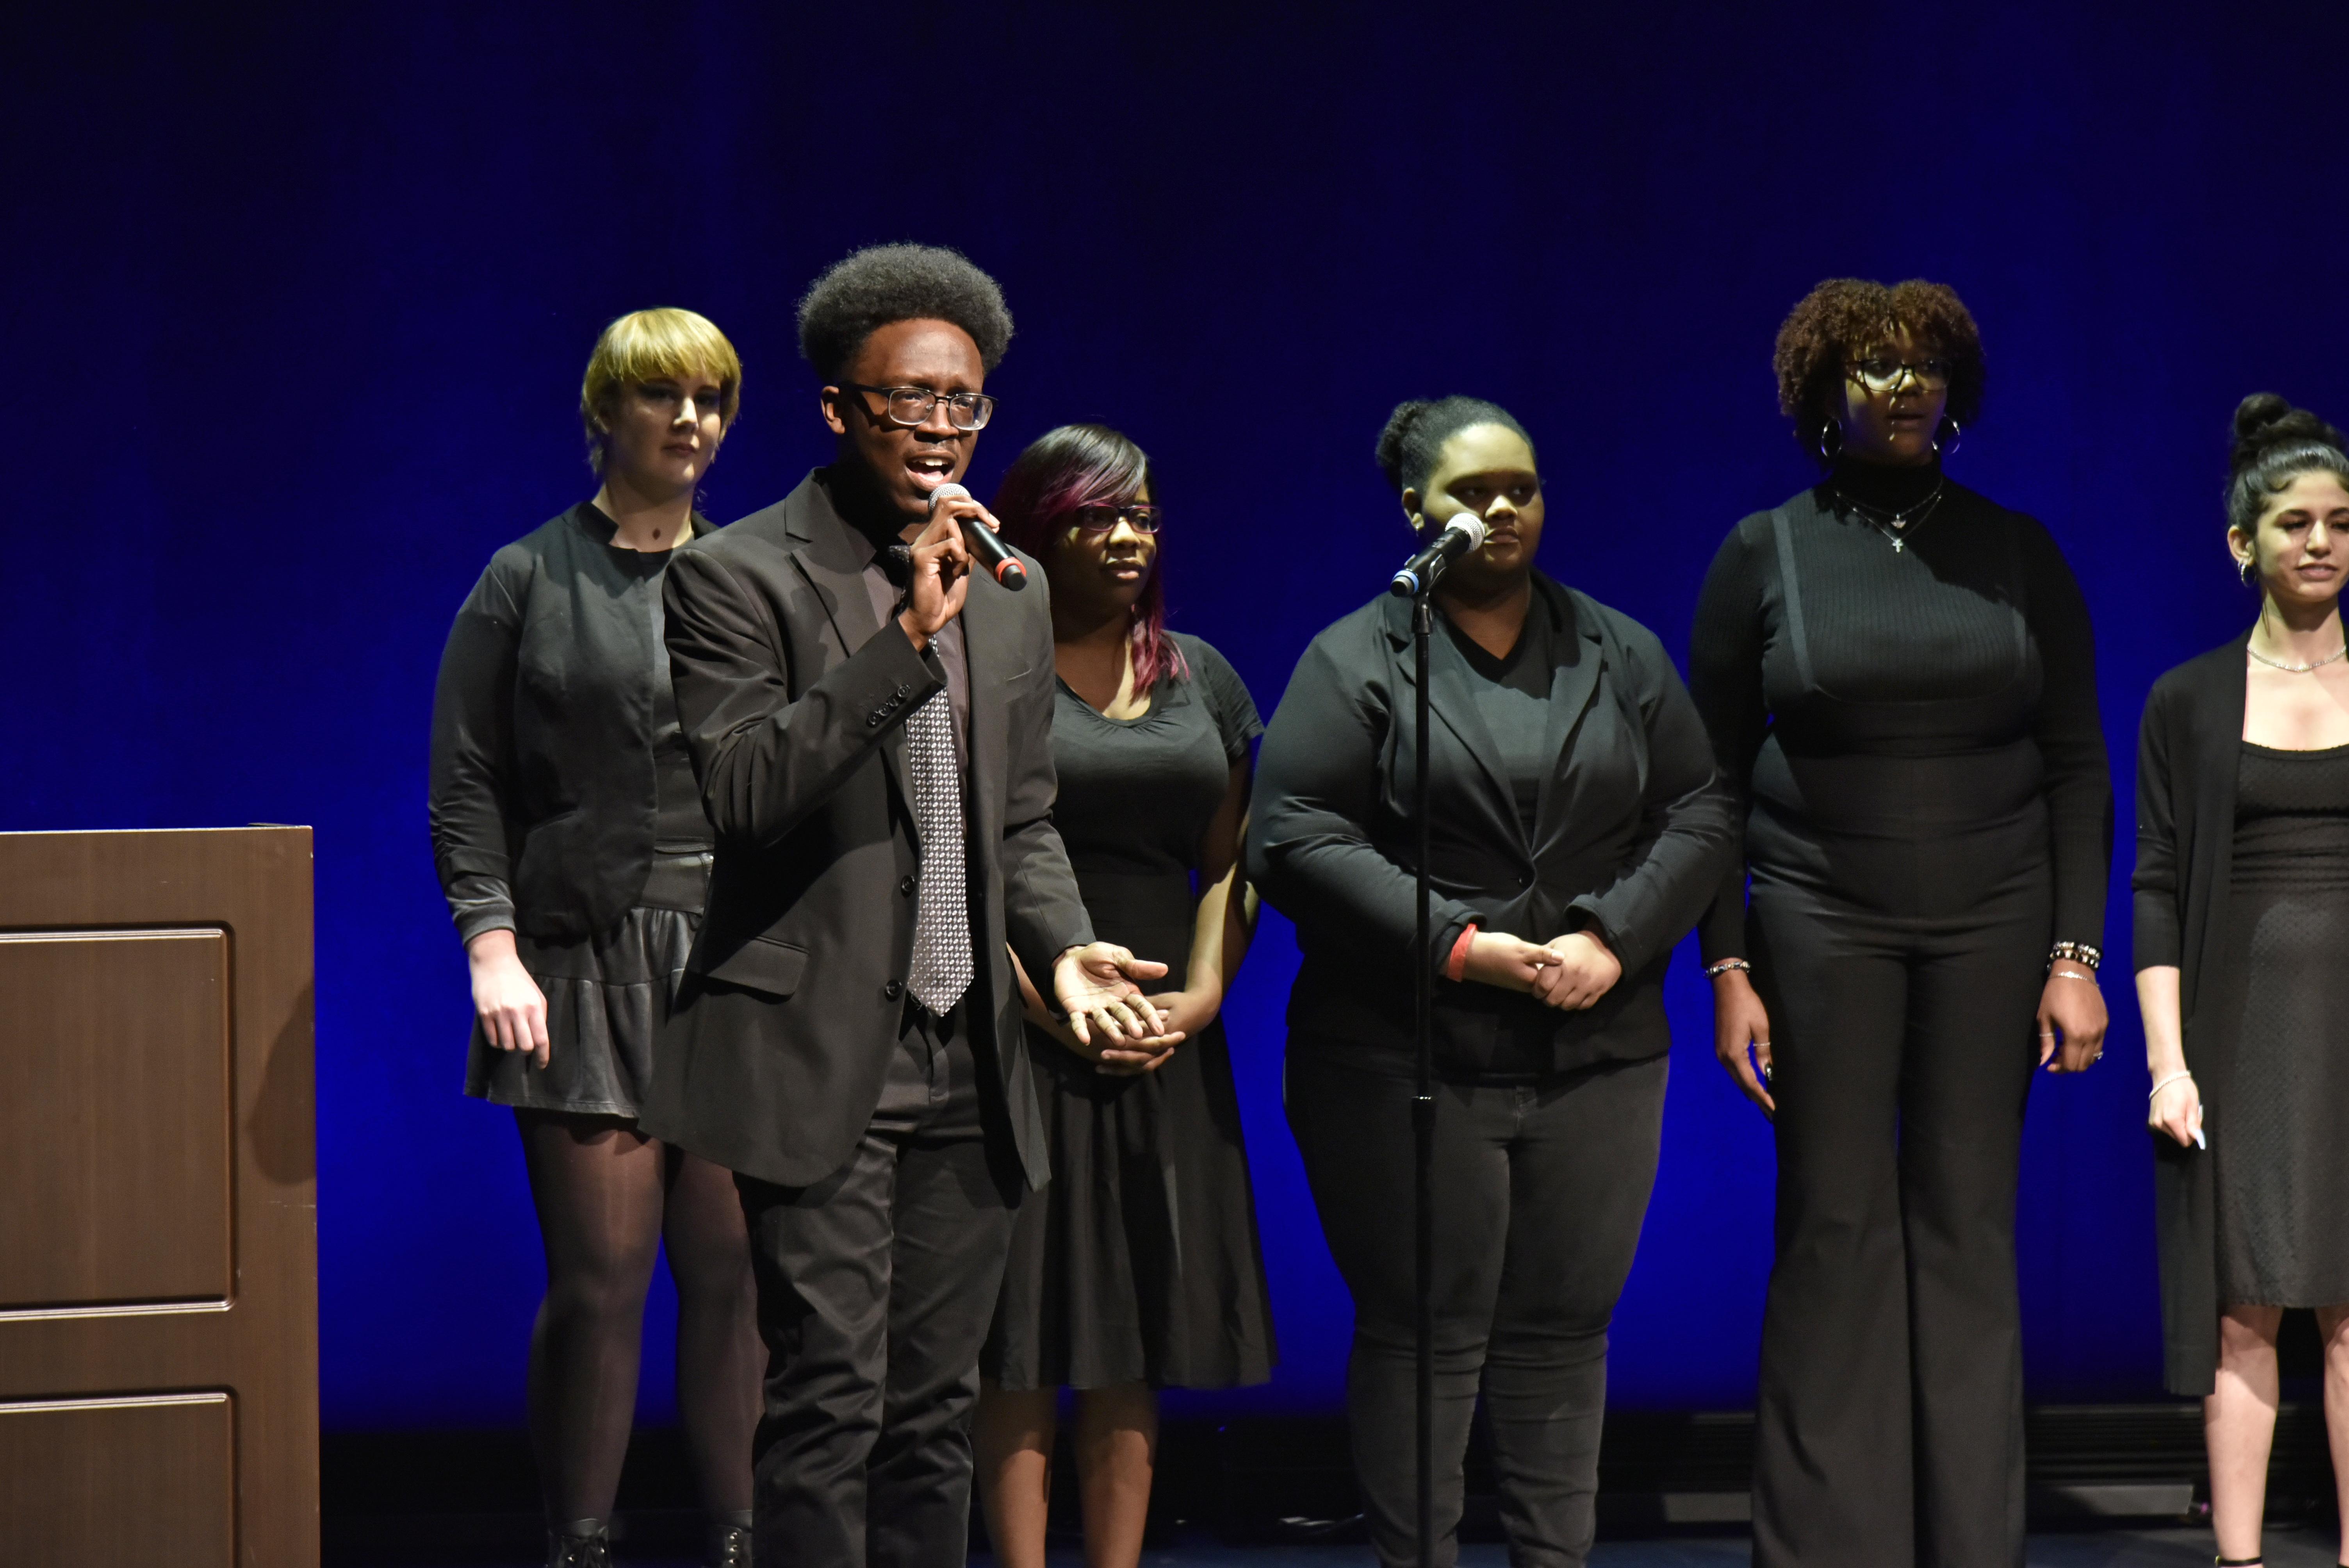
left=517, top=1110, right=761, bottom=1529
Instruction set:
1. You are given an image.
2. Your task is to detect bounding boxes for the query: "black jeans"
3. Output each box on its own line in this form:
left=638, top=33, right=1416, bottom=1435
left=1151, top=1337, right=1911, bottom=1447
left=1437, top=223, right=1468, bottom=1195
left=1285, top=1048, right=1668, bottom=1568
left=734, top=1004, right=1018, bottom=1568
left=1747, top=861, right=2051, bottom=1568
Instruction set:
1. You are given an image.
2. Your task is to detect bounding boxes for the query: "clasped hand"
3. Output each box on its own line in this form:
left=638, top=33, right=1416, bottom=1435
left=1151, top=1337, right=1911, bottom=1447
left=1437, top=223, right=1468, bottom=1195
left=1460, top=928, right=1622, bottom=1011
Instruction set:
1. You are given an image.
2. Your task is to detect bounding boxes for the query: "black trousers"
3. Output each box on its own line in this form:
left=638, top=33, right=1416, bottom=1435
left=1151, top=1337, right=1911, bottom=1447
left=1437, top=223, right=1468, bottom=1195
left=734, top=1003, right=1018, bottom=1568
left=1286, top=1048, right=1667, bottom=1568
left=1747, top=861, right=2051, bottom=1568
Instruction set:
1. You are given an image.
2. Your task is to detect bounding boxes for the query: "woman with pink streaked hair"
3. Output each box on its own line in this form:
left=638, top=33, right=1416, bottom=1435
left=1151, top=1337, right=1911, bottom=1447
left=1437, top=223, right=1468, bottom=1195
left=973, top=424, right=1276, bottom=1568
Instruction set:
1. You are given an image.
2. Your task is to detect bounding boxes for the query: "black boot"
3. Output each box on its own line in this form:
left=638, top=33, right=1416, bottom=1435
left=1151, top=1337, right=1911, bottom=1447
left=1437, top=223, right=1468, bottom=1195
left=705, top=1510, right=753, bottom=1567
left=547, top=1518, right=613, bottom=1568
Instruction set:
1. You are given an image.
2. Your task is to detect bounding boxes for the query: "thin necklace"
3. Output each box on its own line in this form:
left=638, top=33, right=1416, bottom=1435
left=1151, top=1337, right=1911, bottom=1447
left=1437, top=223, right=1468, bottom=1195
left=2247, top=638, right=2349, bottom=673
left=1833, top=477, right=1946, bottom=553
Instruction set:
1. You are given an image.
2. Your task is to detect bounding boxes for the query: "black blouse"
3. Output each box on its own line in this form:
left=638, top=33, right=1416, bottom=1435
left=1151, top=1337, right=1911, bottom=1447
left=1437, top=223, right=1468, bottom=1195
left=1690, top=464, right=2111, bottom=957
left=428, top=502, right=713, bottom=944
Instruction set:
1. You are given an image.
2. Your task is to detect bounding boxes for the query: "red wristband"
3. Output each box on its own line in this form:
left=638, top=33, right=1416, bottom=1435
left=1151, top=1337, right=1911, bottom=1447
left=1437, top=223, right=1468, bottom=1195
left=1445, top=923, right=1479, bottom=983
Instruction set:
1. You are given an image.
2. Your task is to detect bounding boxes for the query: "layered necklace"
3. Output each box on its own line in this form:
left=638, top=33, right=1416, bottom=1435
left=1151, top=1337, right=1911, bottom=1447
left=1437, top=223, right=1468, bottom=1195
left=1833, top=475, right=1946, bottom=554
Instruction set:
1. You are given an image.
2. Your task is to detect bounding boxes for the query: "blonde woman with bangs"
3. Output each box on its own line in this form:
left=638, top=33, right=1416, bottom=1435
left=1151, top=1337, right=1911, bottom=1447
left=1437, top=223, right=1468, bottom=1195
left=429, top=308, right=758, bottom=1568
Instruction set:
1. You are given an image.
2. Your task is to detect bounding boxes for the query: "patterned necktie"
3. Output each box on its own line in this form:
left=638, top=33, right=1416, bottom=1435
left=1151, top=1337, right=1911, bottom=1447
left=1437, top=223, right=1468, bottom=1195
left=904, top=656, right=973, bottom=1016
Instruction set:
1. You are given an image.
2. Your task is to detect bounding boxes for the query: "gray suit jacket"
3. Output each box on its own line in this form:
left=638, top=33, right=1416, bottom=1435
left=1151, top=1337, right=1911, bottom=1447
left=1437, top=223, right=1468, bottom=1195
left=638, top=470, right=1092, bottom=1188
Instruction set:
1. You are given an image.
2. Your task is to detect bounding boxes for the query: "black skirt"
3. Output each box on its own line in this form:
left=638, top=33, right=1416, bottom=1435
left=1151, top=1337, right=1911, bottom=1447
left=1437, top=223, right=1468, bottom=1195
left=463, top=853, right=706, bottom=1119
left=982, top=869, right=1277, bottom=1390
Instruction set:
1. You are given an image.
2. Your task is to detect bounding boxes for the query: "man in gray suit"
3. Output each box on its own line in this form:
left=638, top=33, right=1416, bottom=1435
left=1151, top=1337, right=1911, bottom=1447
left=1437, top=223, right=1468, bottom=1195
left=642, top=245, right=1177, bottom=1568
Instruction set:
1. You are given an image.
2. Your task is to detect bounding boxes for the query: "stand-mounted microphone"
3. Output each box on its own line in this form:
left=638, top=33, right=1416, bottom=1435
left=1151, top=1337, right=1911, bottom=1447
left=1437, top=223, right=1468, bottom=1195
left=1388, top=512, right=1488, bottom=597
left=928, top=483, right=1026, bottom=590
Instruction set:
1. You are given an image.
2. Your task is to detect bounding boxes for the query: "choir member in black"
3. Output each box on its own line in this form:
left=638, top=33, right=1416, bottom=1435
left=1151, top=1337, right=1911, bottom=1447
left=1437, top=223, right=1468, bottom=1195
left=2135, top=395, right=2349, bottom=1568
left=428, top=308, right=758, bottom=1568
left=1690, top=279, right=2112, bottom=1568
left=638, top=246, right=1176, bottom=1568
left=1251, top=398, right=1735, bottom=1568
left=972, top=426, right=1276, bottom=1568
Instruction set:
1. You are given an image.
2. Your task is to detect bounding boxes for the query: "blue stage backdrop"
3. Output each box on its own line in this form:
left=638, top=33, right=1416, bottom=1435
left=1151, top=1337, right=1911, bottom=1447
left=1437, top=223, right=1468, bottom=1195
left=6, top=3, right=2347, bottom=1429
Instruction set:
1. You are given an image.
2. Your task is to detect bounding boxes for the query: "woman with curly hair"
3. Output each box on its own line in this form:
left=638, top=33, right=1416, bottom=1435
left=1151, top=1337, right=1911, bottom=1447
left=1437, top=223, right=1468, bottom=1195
left=2134, top=395, right=2349, bottom=1568
left=971, top=424, right=1276, bottom=1568
left=1688, top=279, right=2112, bottom=1566
left=429, top=307, right=758, bottom=1568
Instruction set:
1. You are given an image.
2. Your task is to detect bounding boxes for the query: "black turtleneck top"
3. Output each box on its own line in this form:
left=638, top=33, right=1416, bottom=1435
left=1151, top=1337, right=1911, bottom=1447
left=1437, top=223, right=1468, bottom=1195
left=1688, top=461, right=2112, bottom=959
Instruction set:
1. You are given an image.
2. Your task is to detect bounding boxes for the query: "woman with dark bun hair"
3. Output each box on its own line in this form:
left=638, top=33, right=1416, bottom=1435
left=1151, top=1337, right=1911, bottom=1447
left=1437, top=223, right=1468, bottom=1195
left=1689, top=278, right=2112, bottom=1567
left=2134, top=395, right=2349, bottom=1568
left=428, top=308, right=758, bottom=1568
left=970, top=424, right=1276, bottom=1568
left=1251, top=398, right=1734, bottom=1568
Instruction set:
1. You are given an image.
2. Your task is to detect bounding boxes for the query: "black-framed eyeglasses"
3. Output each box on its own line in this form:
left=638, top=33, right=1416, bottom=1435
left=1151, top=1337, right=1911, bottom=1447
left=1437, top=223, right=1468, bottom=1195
left=1071, top=504, right=1163, bottom=535
left=1846, top=356, right=1952, bottom=393
left=837, top=382, right=996, bottom=431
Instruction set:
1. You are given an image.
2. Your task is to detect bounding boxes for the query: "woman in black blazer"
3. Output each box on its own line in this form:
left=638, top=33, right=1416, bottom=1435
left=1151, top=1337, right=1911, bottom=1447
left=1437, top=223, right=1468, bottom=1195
left=1250, top=397, right=1734, bottom=1568
left=2135, top=396, right=2349, bottom=1568
left=428, top=309, right=757, bottom=1568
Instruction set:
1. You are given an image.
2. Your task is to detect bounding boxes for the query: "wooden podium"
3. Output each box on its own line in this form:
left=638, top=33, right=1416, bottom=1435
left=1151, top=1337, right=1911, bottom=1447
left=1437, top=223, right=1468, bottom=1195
left=0, top=828, right=317, bottom=1567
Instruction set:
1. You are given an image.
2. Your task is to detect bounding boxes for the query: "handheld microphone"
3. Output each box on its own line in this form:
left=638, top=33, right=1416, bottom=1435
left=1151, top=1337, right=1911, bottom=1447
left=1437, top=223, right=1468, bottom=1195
left=1388, top=511, right=1488, bottom=597
left=928, top=483, right=1027, bottom=591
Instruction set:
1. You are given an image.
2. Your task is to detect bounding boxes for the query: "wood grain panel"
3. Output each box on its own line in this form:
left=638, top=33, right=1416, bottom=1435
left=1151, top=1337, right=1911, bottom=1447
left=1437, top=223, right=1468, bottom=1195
left=0, top=828, right=316, bottom=1567
left=0, top=930, right=232, bottom=1309
left=0, top=1392, right=235, bottom=1566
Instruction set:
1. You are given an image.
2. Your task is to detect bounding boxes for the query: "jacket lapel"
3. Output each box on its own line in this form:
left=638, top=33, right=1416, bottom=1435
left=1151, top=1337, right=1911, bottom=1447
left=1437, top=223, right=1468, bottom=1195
left=1383, top=595, right=1525, bottom=853
left=1531, top=581, right=1606, bottom=854
left=959, top=573, right=1022, bottom=849
left=782, top=478, right=910, bottom=798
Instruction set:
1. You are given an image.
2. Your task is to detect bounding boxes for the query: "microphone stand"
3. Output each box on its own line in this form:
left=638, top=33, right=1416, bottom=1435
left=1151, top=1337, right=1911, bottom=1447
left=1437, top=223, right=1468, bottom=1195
left=1410, top=579, right=1437, bottom=1568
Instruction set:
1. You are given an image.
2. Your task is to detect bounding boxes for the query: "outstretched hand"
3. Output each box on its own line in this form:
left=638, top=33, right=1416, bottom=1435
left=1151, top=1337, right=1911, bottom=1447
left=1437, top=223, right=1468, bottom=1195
left=1052, top=942, right=1184, bottom=1075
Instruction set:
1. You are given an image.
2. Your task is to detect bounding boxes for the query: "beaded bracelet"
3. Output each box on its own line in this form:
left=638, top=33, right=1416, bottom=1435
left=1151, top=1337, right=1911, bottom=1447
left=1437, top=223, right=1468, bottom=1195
left=2048, top=939, right=2102, bottom=972
left=1704, top=958, right=1751, bottom=979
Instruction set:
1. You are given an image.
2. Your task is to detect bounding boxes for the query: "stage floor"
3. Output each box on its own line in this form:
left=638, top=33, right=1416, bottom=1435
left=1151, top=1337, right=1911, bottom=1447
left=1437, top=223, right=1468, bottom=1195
left=362, top=1524, right=2344, bottom=1567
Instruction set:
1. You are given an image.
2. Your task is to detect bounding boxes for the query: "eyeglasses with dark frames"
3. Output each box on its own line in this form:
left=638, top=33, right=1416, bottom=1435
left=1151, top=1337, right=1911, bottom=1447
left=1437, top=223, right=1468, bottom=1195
left=837, top=382, right=997, bottom=431
left=1071, top=504, right=1163, bottom=535
left=1846, top=355, right=1952, bottom=393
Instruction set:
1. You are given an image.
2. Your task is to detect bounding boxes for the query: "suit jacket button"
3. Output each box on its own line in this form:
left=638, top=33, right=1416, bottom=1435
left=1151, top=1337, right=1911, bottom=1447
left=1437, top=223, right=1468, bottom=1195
left=882, top=980, right=905, bottom=1001
left=898, top=876, right=917, bottom=896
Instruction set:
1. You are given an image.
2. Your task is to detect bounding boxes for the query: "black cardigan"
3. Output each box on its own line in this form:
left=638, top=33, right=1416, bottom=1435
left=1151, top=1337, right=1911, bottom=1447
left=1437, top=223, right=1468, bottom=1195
left=2130, top=632, right=2252, bottom=1396
left=1248, top=573, right=1737, bottom=1078
left=428, top=502, right=711, bottom=943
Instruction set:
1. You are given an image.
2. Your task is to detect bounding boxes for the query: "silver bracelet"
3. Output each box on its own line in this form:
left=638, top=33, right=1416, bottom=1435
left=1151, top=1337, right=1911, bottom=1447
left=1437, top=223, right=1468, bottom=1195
left=2048, top=969, right=2099, bottom=984
left=1704, top=957, right=1750, bottom=978
left=2149, top=1069, right=2193, bottom=1101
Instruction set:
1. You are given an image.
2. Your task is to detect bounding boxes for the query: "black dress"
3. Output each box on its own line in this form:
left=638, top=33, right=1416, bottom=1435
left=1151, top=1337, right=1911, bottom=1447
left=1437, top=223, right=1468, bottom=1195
left=2215, top=743, right=2349, bottom=1307
left=982, top=632, right=1276, bottom=1391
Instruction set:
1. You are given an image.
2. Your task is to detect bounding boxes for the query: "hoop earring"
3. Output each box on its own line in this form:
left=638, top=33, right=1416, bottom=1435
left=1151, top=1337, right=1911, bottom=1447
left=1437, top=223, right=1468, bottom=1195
left=1934, top=417, right=1962, bottom=458
left=1816, top=419, right=1845, bottom=465
left=2240, top=556, right=2256, bottom=586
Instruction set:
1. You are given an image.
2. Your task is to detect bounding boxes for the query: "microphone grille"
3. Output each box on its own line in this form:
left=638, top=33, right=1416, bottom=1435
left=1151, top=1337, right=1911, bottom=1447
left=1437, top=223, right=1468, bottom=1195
left=1454, top=513, right=1490, bottom=546
left=928, top=481, right=971, bottom=511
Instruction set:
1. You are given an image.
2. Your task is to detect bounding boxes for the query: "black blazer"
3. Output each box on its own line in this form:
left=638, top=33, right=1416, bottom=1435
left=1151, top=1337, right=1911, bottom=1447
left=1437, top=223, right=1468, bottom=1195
left=2130, top=631, right=2251, bottom=1395
left=636, top=471, right=1094, bottom=1189
left=428, top=502, right=706, bottom=943
left=1248, top=573, right=1737, bottom=1076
